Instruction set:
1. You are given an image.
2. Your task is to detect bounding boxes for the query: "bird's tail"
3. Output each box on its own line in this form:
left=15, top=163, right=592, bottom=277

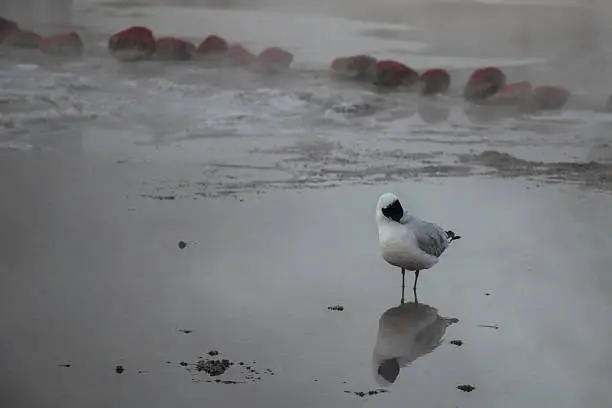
left=446, top=230, right=461, bottom=242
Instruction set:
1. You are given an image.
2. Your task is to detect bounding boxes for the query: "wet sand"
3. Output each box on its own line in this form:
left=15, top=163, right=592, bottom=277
left=2, top=1, right=612, bottom=408
left=2, top=149, right=612, bottom=408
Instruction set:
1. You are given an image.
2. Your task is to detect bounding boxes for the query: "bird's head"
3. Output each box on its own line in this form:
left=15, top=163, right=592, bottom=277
left=376, top=193, right=404, bottom=223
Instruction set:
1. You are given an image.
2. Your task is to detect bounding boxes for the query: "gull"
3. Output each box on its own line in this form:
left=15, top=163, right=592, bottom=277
left=375, top=192, right=461, bottom=301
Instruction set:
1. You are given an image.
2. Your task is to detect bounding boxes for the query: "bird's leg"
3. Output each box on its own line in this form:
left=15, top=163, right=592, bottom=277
left=401, top=268, right=405, bottom=304
left=413, top=288, right=419, bottom=304
left=413, top=270, right=420, bottom=294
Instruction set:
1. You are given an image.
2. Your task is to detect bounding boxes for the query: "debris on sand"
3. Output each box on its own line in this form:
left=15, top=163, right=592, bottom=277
left=178, top=241, right=188, bottom=249
left=115, top=365, right=125, bottom=374
left=478, top=324, right=499, bottom=330
left=179, top=328, right=192, bottom=334
left=327, top=305, right=344, bottom=311
left=457, top=384, right=475, bottom=392
left=196, top=359, right=231, bottom=376
left=183, top=351, right=275, bottom=384
left=344, top=389, right=389, bottom=398
left=179, top=361, right=189, bottom=367
left=141, top=194, right=176, bottom=200
left=58, top=364, right=71, bottom=368
left=450, top=340, right=464, bottom=346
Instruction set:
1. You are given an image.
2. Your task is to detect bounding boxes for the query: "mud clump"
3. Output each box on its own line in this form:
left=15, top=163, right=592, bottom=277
left=344, top=389, right=389, bottom=398
left=327, top=305, right=344, bottom=311
left=457, top=384, right=475, bottom=392
left=450, top=340, right=464, bottom=346
left=196, top=359, right=231, bottom=376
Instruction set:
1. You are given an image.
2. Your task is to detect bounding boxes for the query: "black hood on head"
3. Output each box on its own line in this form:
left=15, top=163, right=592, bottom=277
left=382, top=200, right=403, bottom=222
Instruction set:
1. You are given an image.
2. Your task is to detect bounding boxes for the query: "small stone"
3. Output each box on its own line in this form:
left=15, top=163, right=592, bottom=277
left=450, top=340, right=464, bottom=346
left=327, top=305, right=344, bottom=311
left=115, top=365, right=125, bottom=374
left=457, top=384, right=475, bottom=392
left=179, top=361, right=189, bottom=367
left=178, top=241, right=188, bottom=249
left=179, top=328, right=192, bottom=333
left=208, top=350, right=219, bottom=356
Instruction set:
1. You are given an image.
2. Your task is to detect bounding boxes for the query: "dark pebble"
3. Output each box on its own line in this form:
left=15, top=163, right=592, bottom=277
left=327, top=305, right=344, bottom=311
left=457, top=384, right=475, bottom=392
left=178, top=241, right=188, bottom=249
left=450, top=340, right=464, bottom=346
left=115, top=365, right=125, bottom=374
left=208, top=350, right=219, bottom=356
left=179, top=329, right=192, bottom=334
left=180, top=361, right=189, bottom=367
left=58, top=364, right=71, bottom=368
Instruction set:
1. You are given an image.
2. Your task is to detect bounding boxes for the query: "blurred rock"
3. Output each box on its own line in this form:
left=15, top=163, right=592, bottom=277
left=463, top=66, right=506, bottom=102
left=39, top=31, right=83, bottom=56
left=526, top=85, right=570, bottom=111
left=0, top=16, right=18, bottom=44
left=489, top=80, right=532, bottom=106
left=1, top=26, right=41, bottom=49
left=374, top=60, right=419, bottom=88
left=225, top=43, right=256, bottom=66
left=419, top=68, right=450, bottom=95
left=253, top=46, right=293, bottom=74
left=152, top=37, right=194, bottom=61
left=108, top=26, right=156, bottom=62
left=196, top=34, right=228, bottom=63
left=330, top=54, right=377, bottom=81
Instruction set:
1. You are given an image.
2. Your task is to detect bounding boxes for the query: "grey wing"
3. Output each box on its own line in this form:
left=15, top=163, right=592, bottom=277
left=411, top=221, right=449, bottom=258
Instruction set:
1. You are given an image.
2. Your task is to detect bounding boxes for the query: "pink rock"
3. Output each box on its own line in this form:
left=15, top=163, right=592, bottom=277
left=153, top=37, right=194, bottom=61
left=489, top=80, right=532, bottom=105
left=253, top=47, right=293, bottom=74
left=374, top=60, right=419, bottom=88
left=196, top=35, right=228, bottom=56
left=225, top=43, right=256, bottom=66
left=108, top=26, right=156, bottom=61
left=527, top=86, right=569, bottom=111
left=330, top=54, right=377, bottom=81
left=463, top=67, right=506, bottom=102
left=39, top=31, right=83, bottom=56
left=419, top=69, right=451, bottom=95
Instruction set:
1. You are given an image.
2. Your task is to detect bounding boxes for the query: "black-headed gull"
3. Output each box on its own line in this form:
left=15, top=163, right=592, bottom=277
left=375, top=192, right=461, bottom=300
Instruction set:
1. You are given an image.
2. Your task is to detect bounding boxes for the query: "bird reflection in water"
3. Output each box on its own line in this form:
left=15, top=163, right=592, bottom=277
left=372, top=293, right=458, bottom=386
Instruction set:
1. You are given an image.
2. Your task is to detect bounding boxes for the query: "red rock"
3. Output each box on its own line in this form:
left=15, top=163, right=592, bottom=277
left=527, top=86, right=569, bottom=110
left=196, top=35, right=228, bottom=56
left=225, top=43, right=255, bottom=66
left=0, top=16, right=18, bottom=44
left=374, top=60, right=419, bottom=87
left=463, top=67, right=506, bottom=101
left=39, top=31, right=83, bottom=56
left=1, top=27, right=41, bottom=49
left=108, top=26, right=156, bottom=61
left=419, top=69, right=451, bottom=95
left=489, top=80, right=532, bottom=105
left=253, top=47, right=293, bottom=74
left=152, top=37, right=194, bottom=61
left=330, top=54, right=377, bottom=81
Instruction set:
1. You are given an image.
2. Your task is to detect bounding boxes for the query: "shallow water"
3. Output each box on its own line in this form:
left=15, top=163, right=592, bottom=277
left=1, top=1, right=612, bottom=408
